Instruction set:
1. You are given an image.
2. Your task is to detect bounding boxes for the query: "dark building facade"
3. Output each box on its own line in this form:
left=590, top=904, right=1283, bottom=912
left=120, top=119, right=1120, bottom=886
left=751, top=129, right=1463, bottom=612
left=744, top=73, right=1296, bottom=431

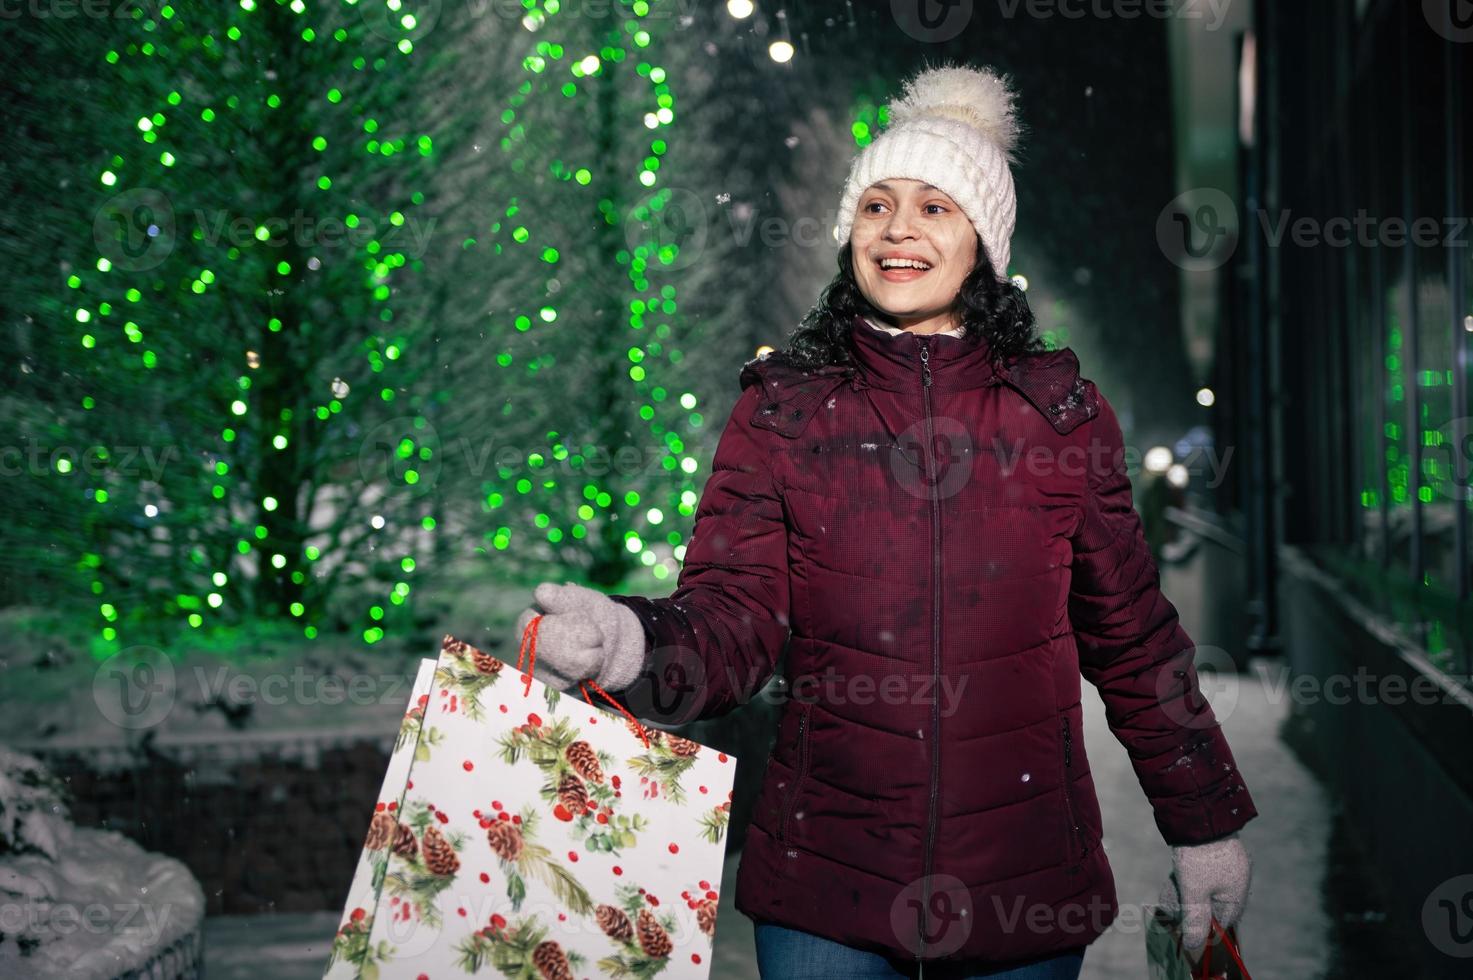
left=1226, top=1, right=1472, bottom=975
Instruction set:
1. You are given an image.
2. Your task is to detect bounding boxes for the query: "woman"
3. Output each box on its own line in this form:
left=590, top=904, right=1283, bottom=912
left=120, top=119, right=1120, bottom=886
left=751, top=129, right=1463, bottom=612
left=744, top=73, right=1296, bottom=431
left=515, top=64, right=1256, bottom=979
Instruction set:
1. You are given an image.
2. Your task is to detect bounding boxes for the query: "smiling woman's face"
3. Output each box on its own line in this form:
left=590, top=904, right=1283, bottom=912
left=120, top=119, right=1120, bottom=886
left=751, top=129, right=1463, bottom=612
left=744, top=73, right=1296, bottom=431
left=850, top=178, right=978, bottom=333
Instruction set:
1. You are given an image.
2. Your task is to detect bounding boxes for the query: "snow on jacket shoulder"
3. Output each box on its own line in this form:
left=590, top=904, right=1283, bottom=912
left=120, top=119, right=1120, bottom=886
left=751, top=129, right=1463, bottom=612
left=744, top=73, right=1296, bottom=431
left=606, top=320, right=1256, bottom=966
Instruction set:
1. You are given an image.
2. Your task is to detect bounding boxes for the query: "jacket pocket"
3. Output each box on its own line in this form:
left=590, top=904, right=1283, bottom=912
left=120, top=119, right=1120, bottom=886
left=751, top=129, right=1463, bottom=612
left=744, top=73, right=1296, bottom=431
left=1060, top=715, right=1091, bottom=867
left=779, top=700, right=815, bottom=845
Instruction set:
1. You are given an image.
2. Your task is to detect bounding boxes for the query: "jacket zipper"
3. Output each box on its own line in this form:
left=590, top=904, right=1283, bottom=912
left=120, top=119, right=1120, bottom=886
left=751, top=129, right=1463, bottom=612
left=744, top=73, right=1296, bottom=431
left=916, top=338, right=943, bottom=968
left=780, top=702, right=813, bottom=847
left=1061, top=716, right=1088, bottom=868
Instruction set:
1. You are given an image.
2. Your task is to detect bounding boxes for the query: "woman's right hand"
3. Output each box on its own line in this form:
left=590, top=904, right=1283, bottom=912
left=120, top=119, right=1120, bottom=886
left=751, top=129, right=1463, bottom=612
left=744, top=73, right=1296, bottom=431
left=513, top=581, right=647, bottom=694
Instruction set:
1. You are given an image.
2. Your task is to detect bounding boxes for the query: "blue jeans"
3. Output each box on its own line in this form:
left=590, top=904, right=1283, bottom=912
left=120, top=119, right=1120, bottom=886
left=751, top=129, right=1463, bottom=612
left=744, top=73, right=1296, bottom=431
left=754, top=921, right=1086, bottom=980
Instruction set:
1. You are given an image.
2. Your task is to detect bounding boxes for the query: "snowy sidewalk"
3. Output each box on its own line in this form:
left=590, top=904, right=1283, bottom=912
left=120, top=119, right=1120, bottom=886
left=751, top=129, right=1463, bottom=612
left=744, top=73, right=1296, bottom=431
left=1073, top=662, right=1328, bottom=979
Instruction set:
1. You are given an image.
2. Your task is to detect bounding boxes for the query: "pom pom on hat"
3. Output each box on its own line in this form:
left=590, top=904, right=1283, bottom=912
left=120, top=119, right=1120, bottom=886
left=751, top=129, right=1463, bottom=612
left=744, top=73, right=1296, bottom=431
left=833, top=61, right=1025, bottom=280
left=888, top=64, right=1024, bottom=164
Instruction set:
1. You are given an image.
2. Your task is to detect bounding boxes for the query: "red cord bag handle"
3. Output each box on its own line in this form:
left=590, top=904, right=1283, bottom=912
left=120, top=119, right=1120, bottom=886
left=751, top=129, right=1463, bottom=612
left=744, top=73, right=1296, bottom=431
left=518, top=613, right=651, bottom=750
left=1184, top=917, right=1251, bottom=980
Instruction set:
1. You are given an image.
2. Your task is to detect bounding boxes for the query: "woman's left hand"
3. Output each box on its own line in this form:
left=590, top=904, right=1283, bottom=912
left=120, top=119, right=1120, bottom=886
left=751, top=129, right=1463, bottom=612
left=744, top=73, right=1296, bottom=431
left=1158, top=832, right=1253, bottom=952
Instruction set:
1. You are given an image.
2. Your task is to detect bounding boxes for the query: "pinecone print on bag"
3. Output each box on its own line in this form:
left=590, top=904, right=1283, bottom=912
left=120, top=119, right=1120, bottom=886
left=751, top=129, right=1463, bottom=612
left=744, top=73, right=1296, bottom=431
left=595, top=903, right=633, bottom=943
left=531, top=939, right=573, bottom=980
left=564, top=740, right=604, bottom=784
left=421, top=824, right=460, bottom=876
left=636, top=907, right=673, bottom=959
left=486, top=819, right=524, bottom=862
left=696, top=897, right=718, bottom=939
left=557, top=771, right=590, bottom=815
left=391, top=821, right=418, bottom=859
left=664, top=733, right=700, bottom=757
left=626, top=718, right=662, bottom=747
left=364, top=810, right=395, bottom=850
left=442, top=636, right=481, bottom=662
left=471, top=647, right=503, bottom=676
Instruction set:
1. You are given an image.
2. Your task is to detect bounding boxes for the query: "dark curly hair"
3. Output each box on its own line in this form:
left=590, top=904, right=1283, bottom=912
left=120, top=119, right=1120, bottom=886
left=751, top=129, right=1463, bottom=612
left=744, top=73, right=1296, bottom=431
left=781, top=236, right=1045, bottom=372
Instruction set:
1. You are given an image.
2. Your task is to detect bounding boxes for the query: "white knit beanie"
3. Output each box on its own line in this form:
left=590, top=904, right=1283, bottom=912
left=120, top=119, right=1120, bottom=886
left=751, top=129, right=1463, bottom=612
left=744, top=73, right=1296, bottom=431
left=834, top=63, right=1025, bottom=282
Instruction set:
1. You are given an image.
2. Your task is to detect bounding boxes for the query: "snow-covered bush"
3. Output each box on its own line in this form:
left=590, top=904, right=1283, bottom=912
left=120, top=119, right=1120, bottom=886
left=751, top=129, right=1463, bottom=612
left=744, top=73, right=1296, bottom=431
left=0, top=744, right=74, bottom=861
left=0, top=745, right=205, bottom=978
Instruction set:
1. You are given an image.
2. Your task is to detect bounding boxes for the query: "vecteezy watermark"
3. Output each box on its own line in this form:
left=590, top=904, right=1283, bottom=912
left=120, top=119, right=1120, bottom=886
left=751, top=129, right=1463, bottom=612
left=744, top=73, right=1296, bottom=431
left=1, top=441, right=179, bottom=479
left=872, top=418, right=1236, bottom=498
left=1424, top=0, right=1473, bottom=44
left=780, top=669, right=971, bottom=715
left=894, top=0, right=1239, bottom=39
left=1255, top=209, right=1472, bottom=250
left=890, top=882, right=1181, bottom=954
left=466, top=0, right=701, bottom=27
left=991, top=0, right=1236, bottom=30
left=0, top=0, right=171, bottom=21
left=357, top=420, right=695, bottom=496
left=0, top=897, right=178, bottom=950
left=1423, top=874, right=1473, bottom=958
left=723, top=202, right=846, bottom=252
left=92, top=188, right=439, bottom=274
left=91, top=654, right=433, bottom=732
left=194, top=207, right=438, bottom=259
left=1158, top=187, right=1473, bottom=271
left=1251, top=662, right=1473, bottom=710
left=187, top=664, right=415, bottom=710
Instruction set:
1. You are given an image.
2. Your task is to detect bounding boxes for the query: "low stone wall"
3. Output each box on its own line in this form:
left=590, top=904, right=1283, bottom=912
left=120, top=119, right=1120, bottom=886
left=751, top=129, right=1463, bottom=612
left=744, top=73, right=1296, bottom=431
left=13, top=691, right=779, bottom=915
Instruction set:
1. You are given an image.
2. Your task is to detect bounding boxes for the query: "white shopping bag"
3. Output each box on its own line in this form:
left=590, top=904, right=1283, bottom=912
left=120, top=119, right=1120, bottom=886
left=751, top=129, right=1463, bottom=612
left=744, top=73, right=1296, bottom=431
left=326, top=633, right=737, bottom=979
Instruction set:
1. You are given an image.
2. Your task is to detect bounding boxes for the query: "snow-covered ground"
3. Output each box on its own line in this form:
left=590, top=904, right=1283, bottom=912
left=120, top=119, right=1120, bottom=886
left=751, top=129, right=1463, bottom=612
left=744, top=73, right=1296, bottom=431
left=1077, top=662, right=1328, bottom=979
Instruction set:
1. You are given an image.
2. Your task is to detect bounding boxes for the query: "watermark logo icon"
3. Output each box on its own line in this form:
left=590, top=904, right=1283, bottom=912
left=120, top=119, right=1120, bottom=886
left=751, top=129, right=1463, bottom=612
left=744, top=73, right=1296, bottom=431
left=620, top=644, right=713, bottom=726
left=93, top=646, right=176, bottom=731
left=94, top=188, right=176, bottom=273
left=625, top=187, right=710, bottom=275
left=360, top=0, right=443, bottom=43
left=358, top=416, right=442, bottom=496
left=1426, top=415, right=1473, bottom=502
left=891, top=873, right=973, bottom=957
left=891, top=0, right=974, bottom=42
left=1423, top=874, right=1473, bottom=958
left=1153, top=644, right=1240, bottom=728
left=1425, top=0, right=1473, bottom=43
left=1157, top=188, right=1239, bottom=272
left=891, top=416, right=975, bottom=500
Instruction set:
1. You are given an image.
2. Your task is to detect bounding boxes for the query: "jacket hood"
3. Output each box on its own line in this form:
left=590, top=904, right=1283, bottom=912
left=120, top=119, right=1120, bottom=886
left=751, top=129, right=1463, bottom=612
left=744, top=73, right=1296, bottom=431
left=740, top=313, right=1100, bottom=439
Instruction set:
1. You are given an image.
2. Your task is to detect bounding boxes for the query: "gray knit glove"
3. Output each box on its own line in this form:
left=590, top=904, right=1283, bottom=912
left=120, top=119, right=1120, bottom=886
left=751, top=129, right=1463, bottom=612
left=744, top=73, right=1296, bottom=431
left=1158, top=832, right=1253, bottom=953
left=512, top=582, right=647, bottom=694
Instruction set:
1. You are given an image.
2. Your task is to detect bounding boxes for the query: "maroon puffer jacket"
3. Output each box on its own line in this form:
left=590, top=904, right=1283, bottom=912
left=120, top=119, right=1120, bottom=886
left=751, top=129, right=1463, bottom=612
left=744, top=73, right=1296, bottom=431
left=608, top=314, right=1256, bottom=967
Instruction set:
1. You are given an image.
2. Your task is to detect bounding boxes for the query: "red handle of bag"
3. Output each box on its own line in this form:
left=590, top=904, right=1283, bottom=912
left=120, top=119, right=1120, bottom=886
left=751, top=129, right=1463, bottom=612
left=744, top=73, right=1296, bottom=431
left=1197, top=918, right=1251, bottom=980
left=519, top=613, right=651, bottom=750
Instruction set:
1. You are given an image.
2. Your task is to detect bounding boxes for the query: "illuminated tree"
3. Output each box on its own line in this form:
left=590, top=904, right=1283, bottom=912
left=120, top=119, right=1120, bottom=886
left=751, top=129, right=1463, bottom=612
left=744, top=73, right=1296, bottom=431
left=447, top=0, right=748, bottom=590
left=49, top=0, right=519, bottom=649
left=12, top=0, right=794, bottom=652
